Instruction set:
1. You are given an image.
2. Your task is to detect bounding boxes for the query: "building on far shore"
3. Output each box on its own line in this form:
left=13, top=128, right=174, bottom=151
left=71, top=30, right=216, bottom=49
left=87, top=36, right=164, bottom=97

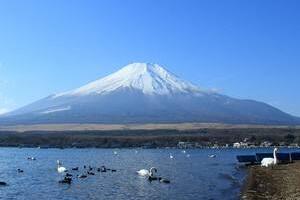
left=233, top=142, right=248, bottom=148
left=177, top=141, right=195, bottom=149
left=260, top=141, right=273, bottom=147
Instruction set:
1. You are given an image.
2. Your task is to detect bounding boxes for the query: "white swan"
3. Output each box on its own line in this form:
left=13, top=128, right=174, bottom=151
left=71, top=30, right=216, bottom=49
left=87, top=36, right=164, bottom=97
left=261, top=148, right=279, bottom=167
left=137, top=167, right=157, bottom=177
left=169, top=154, right=174, bottom=159
left=57, top=160, right=68, bottom=173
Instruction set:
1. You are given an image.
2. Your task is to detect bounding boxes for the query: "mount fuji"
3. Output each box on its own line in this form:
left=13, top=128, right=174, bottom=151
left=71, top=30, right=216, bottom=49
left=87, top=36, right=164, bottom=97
left=1, top=63, right=299, bottom=125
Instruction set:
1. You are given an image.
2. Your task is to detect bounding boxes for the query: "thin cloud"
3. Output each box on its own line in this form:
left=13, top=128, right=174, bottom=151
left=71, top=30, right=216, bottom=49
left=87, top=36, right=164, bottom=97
left=210, top=87, right=223, bottom=93
left=0, top=108, right=9, bottom=115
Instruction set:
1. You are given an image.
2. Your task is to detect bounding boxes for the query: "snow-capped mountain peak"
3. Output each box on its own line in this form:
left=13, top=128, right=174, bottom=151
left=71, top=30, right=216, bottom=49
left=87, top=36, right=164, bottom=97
left=2, top=62, right=298, bottom=125
left=55, top=63, right=203, bottom=97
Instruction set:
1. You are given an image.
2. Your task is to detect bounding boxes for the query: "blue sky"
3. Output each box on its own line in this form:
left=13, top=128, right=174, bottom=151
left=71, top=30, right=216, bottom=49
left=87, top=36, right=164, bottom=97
left=0, top=0, right=299, bottom=116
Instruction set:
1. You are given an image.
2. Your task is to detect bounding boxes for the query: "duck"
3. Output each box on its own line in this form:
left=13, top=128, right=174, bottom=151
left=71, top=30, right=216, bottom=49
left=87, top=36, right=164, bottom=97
left=72, top=167, right=79, bottom=171
left=209, top=154, right=216, bottom=158
left=65, top=173, right=73, bottom=177
left=57, top=160, right=68, bottom=173
left=99, top=166, right=107, bottom=173
left=87, top=171, right=95, bottom=176
left=17, top=169, right=24, bottom=173
left=77, top=174, right=88, bottom=179
left=158, top=177, right=171, bottom=184
left=148, top=175, right=158, bottom=182
left=27, top=157, right=36, bottom=161
left=59, top=177, right=72, bottom=184
left=0, top=182, right=7, bottom=186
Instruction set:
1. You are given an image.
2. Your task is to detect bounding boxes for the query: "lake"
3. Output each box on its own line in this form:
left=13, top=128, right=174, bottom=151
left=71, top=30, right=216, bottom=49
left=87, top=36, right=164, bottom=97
left=0, top=147, right=293, bottom=200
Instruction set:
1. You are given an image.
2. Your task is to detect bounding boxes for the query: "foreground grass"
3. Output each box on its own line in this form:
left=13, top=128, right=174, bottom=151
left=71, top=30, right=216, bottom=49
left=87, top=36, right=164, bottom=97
left=242, top=162, right=300, bottom=200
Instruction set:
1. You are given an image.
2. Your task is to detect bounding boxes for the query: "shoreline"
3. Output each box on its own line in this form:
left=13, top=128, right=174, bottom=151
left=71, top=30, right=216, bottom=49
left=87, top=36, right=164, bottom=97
left=0, top=127, right=299, bottom=148
left=242, top=162, right=300, bottom=200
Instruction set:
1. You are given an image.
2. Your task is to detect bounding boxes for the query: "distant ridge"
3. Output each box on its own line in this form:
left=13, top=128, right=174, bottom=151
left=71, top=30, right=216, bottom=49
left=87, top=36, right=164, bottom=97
left=1, top=63, right=299, bottom=125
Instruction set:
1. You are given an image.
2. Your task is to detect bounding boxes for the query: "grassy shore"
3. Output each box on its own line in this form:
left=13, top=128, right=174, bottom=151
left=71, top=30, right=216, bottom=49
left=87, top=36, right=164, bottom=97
left=0, top=123, right=298, bottom=132
left=242, top=162, right=300, bottom=200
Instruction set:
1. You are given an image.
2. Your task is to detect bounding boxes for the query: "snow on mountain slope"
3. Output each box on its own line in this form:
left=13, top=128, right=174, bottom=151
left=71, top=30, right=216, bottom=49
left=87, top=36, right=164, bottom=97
left=1, top=62, right=299, bottom=125
left=41, top=106, right=71, bottom=114
left=54, top=63, right=204, bottom=97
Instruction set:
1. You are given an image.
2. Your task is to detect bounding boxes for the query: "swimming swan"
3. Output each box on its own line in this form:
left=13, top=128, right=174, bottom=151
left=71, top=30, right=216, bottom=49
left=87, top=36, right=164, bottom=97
left=57, top=160, right=68, bottom=173
left=137, top=167, right=157, bottom=177
left=261, top=148, right=279, bottom=167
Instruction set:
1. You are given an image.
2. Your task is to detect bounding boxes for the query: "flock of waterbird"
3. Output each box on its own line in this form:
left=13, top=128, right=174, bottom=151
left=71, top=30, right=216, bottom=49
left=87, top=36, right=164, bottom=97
left=0, top=150, right=219, bottom=187
left=0, top=150, right=201, bottom=187
left=0, top=147, right=283, bottom=188
left=56, top=160, right=119, bottom=184
left=55, top=155, right=173, bottom=185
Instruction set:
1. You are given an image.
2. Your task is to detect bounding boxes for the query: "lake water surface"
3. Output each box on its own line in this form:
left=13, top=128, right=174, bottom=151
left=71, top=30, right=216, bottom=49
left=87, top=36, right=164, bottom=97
left=0, top=147, right=294, bottom=200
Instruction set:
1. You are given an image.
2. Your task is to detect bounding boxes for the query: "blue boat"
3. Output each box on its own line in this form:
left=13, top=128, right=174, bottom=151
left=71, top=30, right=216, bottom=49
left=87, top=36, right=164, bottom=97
left=291, top=152, right=300, bottom=160
left=256, top=153, right=273, bottom=162
left=236, top=155, right=257, bottom=163
left=276, top=153, right=291, bottom=162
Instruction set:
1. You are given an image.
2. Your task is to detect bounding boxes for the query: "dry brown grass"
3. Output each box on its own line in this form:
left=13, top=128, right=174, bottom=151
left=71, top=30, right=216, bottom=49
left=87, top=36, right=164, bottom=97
left=242, top=162, right=300, bottom=200
left=0, top=123, right=298, bottom=132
